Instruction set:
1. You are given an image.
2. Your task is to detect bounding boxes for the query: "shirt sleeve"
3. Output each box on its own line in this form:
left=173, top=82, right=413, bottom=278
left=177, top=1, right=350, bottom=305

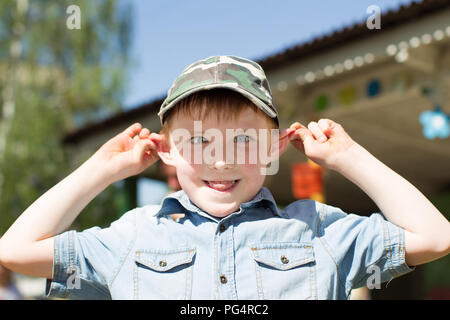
left=317, top=203, right=415, bottom=294
left=45, top=208, right=138, bottom=300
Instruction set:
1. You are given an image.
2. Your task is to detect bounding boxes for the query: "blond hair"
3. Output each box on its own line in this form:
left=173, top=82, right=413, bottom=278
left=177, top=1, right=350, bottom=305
left=161, top=89, right=278, bottom=138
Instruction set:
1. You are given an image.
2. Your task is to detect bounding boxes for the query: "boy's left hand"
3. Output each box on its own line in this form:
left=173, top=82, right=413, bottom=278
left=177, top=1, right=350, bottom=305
left=287, top=119, right=357, bottom=170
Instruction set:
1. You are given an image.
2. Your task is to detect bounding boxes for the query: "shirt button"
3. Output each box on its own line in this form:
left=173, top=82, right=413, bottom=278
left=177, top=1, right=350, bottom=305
left=280, top=255, right=289, bottom=264
left=220, top=274, right=227, bottom=284
left=219, top=224, right=226, bottom=233
left=159, top=260, right=167, bottom=267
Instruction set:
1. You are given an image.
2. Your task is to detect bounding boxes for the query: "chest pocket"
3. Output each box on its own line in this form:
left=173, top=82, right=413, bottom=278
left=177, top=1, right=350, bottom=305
left=250, top=242, right=316, bottom=299
left=134, top=247, right=196, bottom=299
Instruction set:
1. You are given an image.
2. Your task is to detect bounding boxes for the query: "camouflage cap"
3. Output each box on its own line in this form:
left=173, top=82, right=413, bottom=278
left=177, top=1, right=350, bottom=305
left=158, top=55, right=279, bottom=125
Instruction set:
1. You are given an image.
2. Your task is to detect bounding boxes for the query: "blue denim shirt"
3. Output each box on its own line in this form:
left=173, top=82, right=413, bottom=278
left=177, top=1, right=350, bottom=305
left=46, top=187, right=414, bottom=299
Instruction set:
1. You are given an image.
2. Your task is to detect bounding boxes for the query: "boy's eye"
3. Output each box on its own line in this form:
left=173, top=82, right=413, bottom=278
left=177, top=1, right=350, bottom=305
left=234, top=135, right=251, bottom=143
left=191, top=136, right=208, bottom=144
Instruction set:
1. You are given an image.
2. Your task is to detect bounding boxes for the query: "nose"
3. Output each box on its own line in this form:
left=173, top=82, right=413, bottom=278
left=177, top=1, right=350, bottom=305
left=209, top=160, right=235, bottom=171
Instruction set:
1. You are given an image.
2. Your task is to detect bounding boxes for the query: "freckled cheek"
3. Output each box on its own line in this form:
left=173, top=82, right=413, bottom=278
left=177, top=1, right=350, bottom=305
left=175, top=168, right=203, bottom=190
left=248, top=169, right=267, bottom=186
left=238, top=166, right=266, bottom=194
left=172, top=159, right=205, bottom=186
left=174, top=158, right=199, bottom=175
left=176, top=145, right=212, bottom=165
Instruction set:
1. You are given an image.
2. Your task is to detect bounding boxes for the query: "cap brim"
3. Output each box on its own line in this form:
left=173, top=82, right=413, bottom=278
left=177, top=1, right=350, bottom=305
left=158, top=84, right=278, bottom=124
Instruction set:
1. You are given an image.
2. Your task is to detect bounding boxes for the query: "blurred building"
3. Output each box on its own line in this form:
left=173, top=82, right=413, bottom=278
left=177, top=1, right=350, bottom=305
left=62, top=0, right=450, bottom=299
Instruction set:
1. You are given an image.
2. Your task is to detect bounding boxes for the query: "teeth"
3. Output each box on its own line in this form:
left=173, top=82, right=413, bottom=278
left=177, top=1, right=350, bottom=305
left=209, top=181, right=235, bottom=184
left=205, top=180, right=238, bottom=191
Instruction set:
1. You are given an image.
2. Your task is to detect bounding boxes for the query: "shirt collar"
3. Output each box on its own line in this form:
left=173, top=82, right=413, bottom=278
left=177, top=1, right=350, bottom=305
left=156, top=187, right=283, bottom=219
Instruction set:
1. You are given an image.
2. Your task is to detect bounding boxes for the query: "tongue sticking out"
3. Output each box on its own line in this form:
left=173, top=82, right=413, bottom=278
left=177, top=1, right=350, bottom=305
left=206, top=180, right=237, bottom=191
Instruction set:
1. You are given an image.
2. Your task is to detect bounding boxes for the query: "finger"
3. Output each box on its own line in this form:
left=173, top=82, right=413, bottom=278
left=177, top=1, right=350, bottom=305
left=137, top=139, right=158, bottom=162
left=318, top=119, right=336, bottom=137
left=149, top=133, right=170, bottom=152
left=318, top=118, right=330, bottom=131
left=322, top=119, right=344, bottom=137
left=133, top=140, right=146, bottom=161
left=307, top=121, right=328, bottom=142
left=144, top=139, right=157, bottom=151
left=289, top=122, right=302, bottom=130
left=139, top=128, right=150, bottom=139
left=149, top=132, right=164, bottom=143
left=124, top=123, right=142, bottom=138
left=289, top=126, right=315, bottom=154
left=279, top=128, right=295, bottom=140
left=289, top=127, right=302, bottom=141
left=144, top=144, right=159, bottom=160
left=291, top=127, right=314, bottom=143
left=289, top=127, right=312, bottom=154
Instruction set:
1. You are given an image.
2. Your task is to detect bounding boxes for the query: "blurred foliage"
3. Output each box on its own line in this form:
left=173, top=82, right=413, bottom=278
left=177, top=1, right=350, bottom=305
left=0, top=0, right=133, bottom=234
left=424, top=190, right=450, bottom=291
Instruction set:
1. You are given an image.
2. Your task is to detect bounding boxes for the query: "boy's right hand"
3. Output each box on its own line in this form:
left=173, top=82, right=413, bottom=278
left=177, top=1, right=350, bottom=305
left=92, top=123, right=166, bottom=183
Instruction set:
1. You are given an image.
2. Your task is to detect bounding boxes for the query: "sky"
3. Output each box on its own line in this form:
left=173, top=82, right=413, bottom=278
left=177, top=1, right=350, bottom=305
left=123, top=0, right=417, bottom=110
left=126, top=0, right=417, bottom=205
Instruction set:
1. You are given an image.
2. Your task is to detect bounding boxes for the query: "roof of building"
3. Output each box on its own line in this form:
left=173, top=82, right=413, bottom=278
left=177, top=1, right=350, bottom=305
left=62, top=0, right=450, bottom=144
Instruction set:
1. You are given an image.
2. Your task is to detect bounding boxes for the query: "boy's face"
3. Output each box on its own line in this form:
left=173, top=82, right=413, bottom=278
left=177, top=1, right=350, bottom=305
left=160, top=106, right=282, bottom=218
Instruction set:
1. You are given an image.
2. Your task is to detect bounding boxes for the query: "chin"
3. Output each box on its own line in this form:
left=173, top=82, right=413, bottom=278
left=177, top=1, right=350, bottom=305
left=181, top=180, right=264, bottom=218
left=200, top=201, right=240, bottom=218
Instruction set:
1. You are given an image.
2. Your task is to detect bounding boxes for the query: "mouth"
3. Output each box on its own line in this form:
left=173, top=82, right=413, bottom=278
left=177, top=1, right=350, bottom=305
left=203, top=179, right=240, bottom=192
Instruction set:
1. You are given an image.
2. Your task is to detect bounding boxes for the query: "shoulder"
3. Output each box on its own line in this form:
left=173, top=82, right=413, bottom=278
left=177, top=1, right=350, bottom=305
left=282, top=200, right=366, bottom=234
left=79, top=205, right=162, bottom=243
left=111, top=204, right=162, bottom=226
left=282, top=199, right=327, bottom=227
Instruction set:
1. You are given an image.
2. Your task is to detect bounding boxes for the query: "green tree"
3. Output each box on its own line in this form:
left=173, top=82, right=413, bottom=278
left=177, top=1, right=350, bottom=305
left=0, top=0, right=133, bottom=234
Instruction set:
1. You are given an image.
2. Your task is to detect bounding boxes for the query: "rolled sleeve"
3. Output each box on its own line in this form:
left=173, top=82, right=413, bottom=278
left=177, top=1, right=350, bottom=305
left=46, top=230, right=78, bottom=299
left=318, top=203, right=415, bottom=295
left=380, top=214, right=415, bottom=281
left=45, top=209, right=138, bottom=299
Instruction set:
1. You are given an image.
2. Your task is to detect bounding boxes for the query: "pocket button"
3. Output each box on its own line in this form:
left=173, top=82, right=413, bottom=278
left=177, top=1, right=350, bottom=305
left=220, top=274, right=227, bottom=284
left=280, top=255, right=289, bottom=264
left=159, top=260, right=167, bottom=267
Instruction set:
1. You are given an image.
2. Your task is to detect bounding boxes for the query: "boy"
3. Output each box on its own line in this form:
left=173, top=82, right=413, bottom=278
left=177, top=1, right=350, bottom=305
left=0, top=55, right=449, bottom=299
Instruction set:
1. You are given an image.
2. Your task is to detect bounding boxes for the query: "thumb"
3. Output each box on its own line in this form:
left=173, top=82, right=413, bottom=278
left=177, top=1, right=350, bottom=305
left=289, top=126, right=314, bottom=154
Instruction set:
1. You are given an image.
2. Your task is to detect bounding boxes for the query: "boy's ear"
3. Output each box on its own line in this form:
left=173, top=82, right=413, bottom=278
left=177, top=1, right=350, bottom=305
left=156, top=135, right=176, bottom=166
left=268, top=129, right=291, bottom=161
